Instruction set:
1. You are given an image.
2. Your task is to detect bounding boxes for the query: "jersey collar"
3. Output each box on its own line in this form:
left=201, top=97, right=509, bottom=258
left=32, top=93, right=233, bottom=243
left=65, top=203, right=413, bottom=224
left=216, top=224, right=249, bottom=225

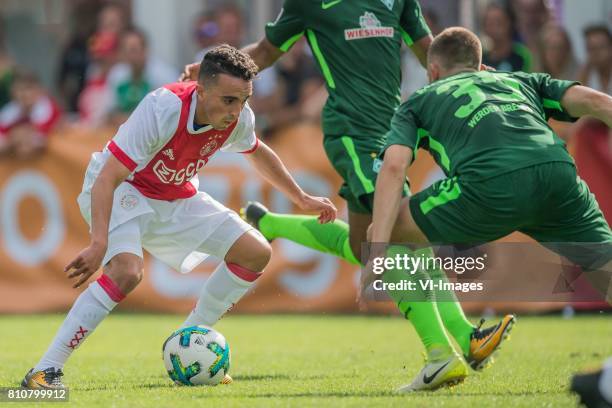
left=187, top=91, right=214, bottom=134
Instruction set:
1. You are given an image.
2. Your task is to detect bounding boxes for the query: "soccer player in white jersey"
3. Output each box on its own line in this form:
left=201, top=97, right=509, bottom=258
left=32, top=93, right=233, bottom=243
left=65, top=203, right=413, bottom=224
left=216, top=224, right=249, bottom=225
left=22, top=45, right=337, bottom=389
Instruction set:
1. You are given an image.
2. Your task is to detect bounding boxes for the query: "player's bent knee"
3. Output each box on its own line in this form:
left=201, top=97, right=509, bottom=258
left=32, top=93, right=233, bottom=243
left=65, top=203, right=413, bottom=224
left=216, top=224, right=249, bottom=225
left=225, top=230, right=272, bottom=272
left=104, top=253, right=144, bottom=294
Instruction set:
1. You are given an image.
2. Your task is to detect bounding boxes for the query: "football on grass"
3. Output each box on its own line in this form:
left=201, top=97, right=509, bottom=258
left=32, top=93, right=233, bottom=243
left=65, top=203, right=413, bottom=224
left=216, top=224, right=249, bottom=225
left=162, top=325, right=230, bottom=386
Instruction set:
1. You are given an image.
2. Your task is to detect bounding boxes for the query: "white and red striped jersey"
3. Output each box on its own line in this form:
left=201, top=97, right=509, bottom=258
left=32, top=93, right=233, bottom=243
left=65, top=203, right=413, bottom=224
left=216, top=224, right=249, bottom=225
left=86, top=81, right=258, bottom=201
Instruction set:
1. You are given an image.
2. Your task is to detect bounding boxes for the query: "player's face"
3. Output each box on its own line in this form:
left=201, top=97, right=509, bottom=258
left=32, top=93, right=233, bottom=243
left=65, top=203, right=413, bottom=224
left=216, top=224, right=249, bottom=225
left=198, top=74, right=252, bottom=130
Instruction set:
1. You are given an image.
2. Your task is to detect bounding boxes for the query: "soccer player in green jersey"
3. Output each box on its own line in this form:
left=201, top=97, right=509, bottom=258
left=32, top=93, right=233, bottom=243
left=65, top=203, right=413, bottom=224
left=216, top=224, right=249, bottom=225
left=182, top=2, right=513, bottom=391
left=369, top=27, right=612, bottom=391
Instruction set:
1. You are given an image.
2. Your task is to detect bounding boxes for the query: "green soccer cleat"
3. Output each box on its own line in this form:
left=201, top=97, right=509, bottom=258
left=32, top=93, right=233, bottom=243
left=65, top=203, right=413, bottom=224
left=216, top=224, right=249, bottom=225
left=21, top=368, right=65, bottom=389
left=397, top=353, right=468, bottom=392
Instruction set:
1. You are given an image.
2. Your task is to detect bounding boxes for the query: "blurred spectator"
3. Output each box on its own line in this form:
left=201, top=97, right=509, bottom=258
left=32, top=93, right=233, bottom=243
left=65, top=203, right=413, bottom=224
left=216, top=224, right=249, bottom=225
left=214, top=5, right=244, bottom=48
left=0, top=71, right=61, bottom=159
left=252, top=38, right=324, bottom=137
left=579, top=25, right=611, bottom=95
left=569, top=26, right=612, bottom=227
left=77, top=30, right=119, bottom=127
left=539, top=24, right=579, bottom=81
left=482, top=3, right=532, bottom=72
left=58, top=1, right=128, bottom=114
left=194, top=4, right=244, bottom=63
left=105, top=28, right=178, bottom=124
left=0, top=30, right=15, bottom=109
left=511, top=0, right=553, bottom=67
left=192, top=4, right=278, bottom=131
left=192, top=10, right=219, bottom=63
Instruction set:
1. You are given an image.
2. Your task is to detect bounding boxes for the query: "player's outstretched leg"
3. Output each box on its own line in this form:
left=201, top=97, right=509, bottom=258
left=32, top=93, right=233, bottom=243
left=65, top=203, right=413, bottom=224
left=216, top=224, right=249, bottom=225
left=424, top=256, right=515, bottom=369
left=181, top=229, right=271, bottom=384
left=241, top=201, right=359, bottom=264
left=23, top=253, right=142, bottom=389
left=382, top=246, right=469, bottom=392
left=391, top=199, right=516, bottom=372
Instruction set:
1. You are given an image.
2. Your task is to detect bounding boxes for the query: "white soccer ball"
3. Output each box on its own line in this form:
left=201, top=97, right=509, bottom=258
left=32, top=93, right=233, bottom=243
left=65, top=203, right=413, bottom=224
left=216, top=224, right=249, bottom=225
left=162, top=325, right=230, bottom=386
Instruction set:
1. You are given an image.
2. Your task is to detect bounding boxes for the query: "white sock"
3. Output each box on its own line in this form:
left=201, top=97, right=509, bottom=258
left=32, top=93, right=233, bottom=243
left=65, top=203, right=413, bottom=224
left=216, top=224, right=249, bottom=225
left=34, top=275, right=125, bottom=371
left=182, top=262, right=261, bottom=327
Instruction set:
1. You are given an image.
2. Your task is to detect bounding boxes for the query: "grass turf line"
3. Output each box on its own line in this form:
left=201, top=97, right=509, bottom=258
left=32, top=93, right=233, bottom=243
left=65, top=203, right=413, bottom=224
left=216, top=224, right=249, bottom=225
left=1, top=314, right=610, bottom=407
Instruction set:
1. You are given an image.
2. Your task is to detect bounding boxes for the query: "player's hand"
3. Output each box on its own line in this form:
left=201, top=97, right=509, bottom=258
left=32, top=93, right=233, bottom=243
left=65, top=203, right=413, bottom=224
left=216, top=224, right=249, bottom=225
left=481, top=64, right=496, bottom=71
left=179, top=63, right=200, bottom=82
left=356, top=255, right=381, bottom=310
left=64, top=242, right=107, bottom=288
left=296, top=194, right=337, bottom=224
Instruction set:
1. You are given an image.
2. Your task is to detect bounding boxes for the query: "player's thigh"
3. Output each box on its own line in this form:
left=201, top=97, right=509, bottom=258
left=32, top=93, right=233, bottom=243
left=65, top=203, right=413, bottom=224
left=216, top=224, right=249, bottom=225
left=409, top=176, right=517, bottom=244
left=224, top=229, right=271, bottom=272
left=348, top=208, right=372, bottom=261
left=101, top=217, right=144, bottom=293
left=521, top=165, right=612, bottom=269
left=323, top=136, right=379, bottom=209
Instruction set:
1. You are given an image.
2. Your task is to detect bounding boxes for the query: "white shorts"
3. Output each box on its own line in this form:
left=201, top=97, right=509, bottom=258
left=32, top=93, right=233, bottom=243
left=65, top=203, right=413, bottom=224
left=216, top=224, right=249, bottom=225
left=77, top=182, right=254, bottom=273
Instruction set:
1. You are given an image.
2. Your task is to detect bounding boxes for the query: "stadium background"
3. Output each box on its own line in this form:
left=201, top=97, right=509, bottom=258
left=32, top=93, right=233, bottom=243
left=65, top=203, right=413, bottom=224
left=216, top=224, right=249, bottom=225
left=0, top=0, right=610, bottom=315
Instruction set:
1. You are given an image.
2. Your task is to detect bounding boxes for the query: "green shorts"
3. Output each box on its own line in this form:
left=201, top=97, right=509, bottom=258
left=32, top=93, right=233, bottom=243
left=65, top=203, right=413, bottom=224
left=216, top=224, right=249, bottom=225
left=409, top=162, right=612, bottom=268
left=324, top=135, right=408, bottom=214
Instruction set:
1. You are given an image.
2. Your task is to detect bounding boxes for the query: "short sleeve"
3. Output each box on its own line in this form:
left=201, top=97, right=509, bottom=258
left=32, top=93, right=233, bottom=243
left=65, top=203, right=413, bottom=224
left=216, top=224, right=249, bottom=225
left=528, top=72, right=580, bottom=122
left=108, top=87, right=180, bottom=172
left=380, top=101, right=420, bottom=158
left=265, top=0, right=305, bottom=52
left=221, top=103, right=258, bottom=154
left=399, top=0, right=431, bottom=46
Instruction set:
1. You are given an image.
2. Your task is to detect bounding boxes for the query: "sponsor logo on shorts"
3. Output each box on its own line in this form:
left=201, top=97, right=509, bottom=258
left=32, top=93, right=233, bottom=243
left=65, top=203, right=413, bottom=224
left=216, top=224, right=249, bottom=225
left=345, top=12, right=394, bottom=41
left=120, top=194, right=139, bottom=210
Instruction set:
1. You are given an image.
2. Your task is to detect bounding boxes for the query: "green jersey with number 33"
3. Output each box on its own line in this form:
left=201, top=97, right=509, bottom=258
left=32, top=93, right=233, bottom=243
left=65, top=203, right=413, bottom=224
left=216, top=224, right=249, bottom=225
left=384, top=70, right=580, bottom=180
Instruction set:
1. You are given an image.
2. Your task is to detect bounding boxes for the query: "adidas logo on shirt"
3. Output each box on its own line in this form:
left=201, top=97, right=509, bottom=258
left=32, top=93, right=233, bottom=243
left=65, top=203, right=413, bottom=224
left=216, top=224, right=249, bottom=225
left=162, top=148, right=175, bottom=160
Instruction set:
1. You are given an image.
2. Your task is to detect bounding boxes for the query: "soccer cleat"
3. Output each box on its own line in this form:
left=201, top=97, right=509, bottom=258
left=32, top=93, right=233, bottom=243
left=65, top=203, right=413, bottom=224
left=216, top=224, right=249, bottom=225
left=397, top=353, right=468, bottom=392
left=21, top=368, right=65, bottom=389
left=240, top=201, right=271, bottom=239
left=466, top=314, right=516, bottom=371
left=221, top=374, right=233, bottom=384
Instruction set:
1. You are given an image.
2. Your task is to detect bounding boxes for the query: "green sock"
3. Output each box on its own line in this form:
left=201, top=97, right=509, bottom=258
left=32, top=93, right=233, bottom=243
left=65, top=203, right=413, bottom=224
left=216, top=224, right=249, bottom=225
left=418, top=247, right=475, bottom=356
left=384, top=246, right=454, bottom=359
left=258, top=213, right=360, bottom=264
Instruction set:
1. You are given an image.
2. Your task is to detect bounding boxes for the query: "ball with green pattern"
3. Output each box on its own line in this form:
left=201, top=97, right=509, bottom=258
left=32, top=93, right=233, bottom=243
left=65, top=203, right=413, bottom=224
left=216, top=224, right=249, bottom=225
left=162, top=325, right=230, bottom=386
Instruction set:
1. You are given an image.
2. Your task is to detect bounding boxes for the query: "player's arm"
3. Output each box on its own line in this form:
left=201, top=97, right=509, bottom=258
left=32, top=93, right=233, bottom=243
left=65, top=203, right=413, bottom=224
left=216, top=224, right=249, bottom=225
left=65, top=156, right=131, bottom=288
left=371, top=145, right=413, bottom=243
left=401, top=0, right=434, bottom=69
left=242, top=38, right=284, bottom=72
left=247, top=141, right=337, bottom=223
left=410, top=35, right=433, bottom=69
left=561, top=85, right=612, bottom=128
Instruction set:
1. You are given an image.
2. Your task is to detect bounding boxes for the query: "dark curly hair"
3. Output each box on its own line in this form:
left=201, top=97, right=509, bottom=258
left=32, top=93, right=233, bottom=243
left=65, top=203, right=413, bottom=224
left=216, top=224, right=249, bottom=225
left=199, top=44, right=258, bottom=85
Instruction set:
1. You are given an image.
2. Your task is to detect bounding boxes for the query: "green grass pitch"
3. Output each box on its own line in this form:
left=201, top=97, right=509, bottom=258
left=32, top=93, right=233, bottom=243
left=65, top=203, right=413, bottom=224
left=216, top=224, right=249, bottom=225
left=1, top=314, right=611, bottom=407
